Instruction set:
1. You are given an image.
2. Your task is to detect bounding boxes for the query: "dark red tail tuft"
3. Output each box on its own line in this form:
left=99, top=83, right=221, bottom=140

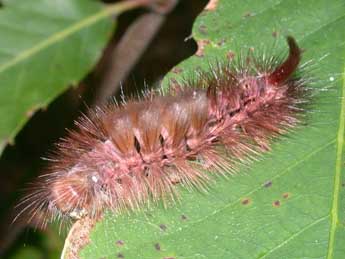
left=268, top=36, right=301, bottom=85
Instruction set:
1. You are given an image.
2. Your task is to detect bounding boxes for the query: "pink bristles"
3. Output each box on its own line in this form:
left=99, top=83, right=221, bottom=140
left=16, top=36, right=308, bottom=227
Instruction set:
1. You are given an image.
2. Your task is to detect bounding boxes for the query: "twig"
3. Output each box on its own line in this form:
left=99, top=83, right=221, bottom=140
left=92, top=0, right=178, bottom=106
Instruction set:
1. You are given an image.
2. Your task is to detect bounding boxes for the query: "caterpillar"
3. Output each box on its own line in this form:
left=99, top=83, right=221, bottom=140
left=15, top=36, right=309, bottom=228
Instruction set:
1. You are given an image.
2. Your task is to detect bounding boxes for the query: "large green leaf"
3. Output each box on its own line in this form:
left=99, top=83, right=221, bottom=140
left=0, top=0, right=139, bottom=155
left=78, top=0, right=345, bottom=258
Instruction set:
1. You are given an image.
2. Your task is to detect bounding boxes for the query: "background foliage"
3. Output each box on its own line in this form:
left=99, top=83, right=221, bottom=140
left=0, top=0, right=116, bottom=155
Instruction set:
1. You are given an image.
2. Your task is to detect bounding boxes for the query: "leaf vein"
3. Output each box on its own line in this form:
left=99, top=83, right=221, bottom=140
left=258, top=215, right=329, bottom=258
left=326, top=54, right=345, bottom=259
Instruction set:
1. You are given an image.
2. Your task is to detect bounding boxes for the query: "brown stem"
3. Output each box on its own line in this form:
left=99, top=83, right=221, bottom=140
left=93, top=0, right=178, bottom=106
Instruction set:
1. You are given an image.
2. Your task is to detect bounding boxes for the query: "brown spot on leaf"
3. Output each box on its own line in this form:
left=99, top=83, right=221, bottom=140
left=243, top=12, right=255, bottom=18
left=181, top=214, right=188, bottom=221
left=198, top=24, right=208, bottom=35
left=283, top=192, right=291, bottom=199
left=117, top=253, right=124, bottom=258
left=171, top=67, right=183, bottom=74
left=272, top=31, right=279, bottom=38
left=155, top=243, right=161, bottom=251
left=263, top=181, right=272, bottom=188
left=159, top=224, right=167, bottom=231
left=169, top=79, right=182, bottom=94
left=204, top=0, right=219, bottom=11
left=217, top=39, right=226, bottom=47
left=273, top=200, right=281, bottom=207
left=116, top=240, right=125, bottom=246
left=196, top=39, right=211, bottom=57
left=241, top=198, right=251, bottom=205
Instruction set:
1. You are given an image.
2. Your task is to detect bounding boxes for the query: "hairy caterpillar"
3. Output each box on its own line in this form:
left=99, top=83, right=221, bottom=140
left=15, top=36, right=309, bottom=228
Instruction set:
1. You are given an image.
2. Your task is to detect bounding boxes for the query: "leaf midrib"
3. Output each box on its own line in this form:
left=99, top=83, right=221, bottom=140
left=326, top=61, right=345, bottom=259
left=258, top=215, right=329, bottom=258
left=0, top=1, right=140, bottom=74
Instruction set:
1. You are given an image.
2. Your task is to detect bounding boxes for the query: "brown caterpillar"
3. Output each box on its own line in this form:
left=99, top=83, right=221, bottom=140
left=16, top=36, right=309, bottom=227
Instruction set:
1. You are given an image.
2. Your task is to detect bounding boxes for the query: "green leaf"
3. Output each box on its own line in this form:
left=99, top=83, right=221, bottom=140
left=79, top=0, right=345, bottom=258
left=9, top=247, right=43, bottom=259
left=0, top=0, right=139, bottom=155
